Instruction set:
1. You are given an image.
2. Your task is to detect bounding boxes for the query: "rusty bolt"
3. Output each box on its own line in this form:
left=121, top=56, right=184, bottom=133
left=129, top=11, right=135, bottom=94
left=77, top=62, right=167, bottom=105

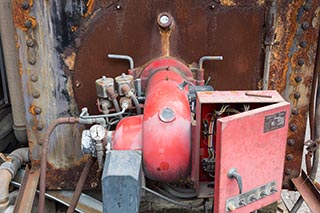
left=34, top=106, right=42, bottom=115
left=24, top=20, right=33, bottom=29
left=157, top=12, right=173, bottom=30
left=298, top=59, right=305, bottom=66
left=30, top=74, right=38, bottom=82
left=287, top=138, right=296, bottom=146
left=294, top=92, right=301, bottom=99
left=291, top=108, right=299, bottom=115
left=26, top=39, right=35, bottom=47
left=299, top=41, right=307, bottom=48
left=37, top=123, right=44, bottom=131
left=28, top=57, right=36, bottom=65
left=286, top=154, right=294, bottom=161
left=302, top=22, right=310, bottom=30
left=290, top=123, right=298, bottom=132
left=32, top=90, right=40, bottom=99
left=21, top=1, right=29, bottom=10
left=285, top=168, right=291, bottom=175
left=295, top=76, right=302, bottom=83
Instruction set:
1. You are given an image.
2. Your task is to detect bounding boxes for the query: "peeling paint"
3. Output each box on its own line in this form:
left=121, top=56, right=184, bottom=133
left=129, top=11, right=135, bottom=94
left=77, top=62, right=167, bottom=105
left=312, top=6, right=320, bottom=28
left=62, top=52, right=76, bottom=71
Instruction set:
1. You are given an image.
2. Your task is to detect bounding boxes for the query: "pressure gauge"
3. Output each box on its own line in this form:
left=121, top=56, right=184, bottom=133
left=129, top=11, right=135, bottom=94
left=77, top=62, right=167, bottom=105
left=89, top=124, right=106, bottom=141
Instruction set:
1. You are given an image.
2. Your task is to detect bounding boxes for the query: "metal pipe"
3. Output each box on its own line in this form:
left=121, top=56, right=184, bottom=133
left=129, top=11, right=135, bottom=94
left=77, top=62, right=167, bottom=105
left=0, top=0, right=27, bottom=143
left=38, top=117, right=80, bottom=213
left=199, top=56, right=223, bottom=70
left=0, top=36, right=9, bottom=105
left=80, top=107, right=126, bottom=119
left=67, top=158, right=95, bottom=213
left=108, top=54, right=134, bottom=69
left=112, top=98, right=123, bottom=119
left=130, top=93, right=142, bottom=115
left=0, top=148, right=30, bottom=211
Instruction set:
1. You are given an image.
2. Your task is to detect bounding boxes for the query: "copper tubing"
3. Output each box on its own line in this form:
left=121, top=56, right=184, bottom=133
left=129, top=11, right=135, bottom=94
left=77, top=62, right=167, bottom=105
left=67, top=157, right=95, bottom=213
left=38, top=117, right=79, bottom=213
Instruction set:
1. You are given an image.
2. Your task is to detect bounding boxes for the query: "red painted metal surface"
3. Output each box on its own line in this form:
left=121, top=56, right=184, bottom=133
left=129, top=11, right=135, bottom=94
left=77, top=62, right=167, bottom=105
left=142, top=60, right=192, bottom=182
left=210, top=91, right=290, bottom=212
left=113, top=115, right=142, bottom=150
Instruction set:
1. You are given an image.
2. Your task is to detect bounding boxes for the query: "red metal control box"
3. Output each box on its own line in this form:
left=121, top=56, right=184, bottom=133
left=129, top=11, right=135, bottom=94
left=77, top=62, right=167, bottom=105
left=192, top=90, right=290, bottom=212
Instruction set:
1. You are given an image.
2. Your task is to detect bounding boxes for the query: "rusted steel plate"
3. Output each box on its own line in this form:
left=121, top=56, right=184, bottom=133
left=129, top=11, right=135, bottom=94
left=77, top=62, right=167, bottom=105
left=74, top=0, right=265, bottom=113
left=268, top=0, right=320, bottom=189
left=291, top=171, right=320, bottom=212
left=13, top=166, right=39, bottom=212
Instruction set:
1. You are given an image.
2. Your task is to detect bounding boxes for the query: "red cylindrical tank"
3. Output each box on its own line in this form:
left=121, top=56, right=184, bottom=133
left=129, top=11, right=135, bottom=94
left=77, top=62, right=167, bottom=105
left=142, top=68, right=191, bottom=182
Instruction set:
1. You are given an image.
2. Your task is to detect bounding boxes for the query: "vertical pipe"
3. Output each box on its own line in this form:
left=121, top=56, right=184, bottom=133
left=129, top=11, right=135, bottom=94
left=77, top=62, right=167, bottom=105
left=0, top=0, right=27, bottom=143
left=67, top=158, right=95, bottom=213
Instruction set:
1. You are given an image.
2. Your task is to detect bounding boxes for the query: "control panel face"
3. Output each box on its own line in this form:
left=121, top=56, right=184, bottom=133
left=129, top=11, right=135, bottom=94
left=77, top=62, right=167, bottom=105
left=194, top=91, right=290, bottom=212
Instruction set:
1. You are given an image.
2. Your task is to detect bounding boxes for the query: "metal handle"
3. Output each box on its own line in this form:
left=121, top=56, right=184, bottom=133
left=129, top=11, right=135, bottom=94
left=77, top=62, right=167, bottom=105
left=227, top=168, right=243, bottom=194
left=199, top=56, right=223, bottom=69
left=108, top=54, right=134, bottom=69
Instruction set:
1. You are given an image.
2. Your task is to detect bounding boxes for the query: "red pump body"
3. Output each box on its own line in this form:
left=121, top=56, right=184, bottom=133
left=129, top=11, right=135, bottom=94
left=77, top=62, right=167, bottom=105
left=113, top=57, right=192, bottom=182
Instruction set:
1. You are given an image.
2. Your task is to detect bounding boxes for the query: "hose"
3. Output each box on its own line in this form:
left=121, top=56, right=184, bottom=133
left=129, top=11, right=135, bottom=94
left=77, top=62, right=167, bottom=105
left=38, top=117, right=79, bottom=213
left=130, top=93, right=142, bottom=115
left=112, top=98, right=123, bottom=119
left=162, top=184, right=197, bottom=199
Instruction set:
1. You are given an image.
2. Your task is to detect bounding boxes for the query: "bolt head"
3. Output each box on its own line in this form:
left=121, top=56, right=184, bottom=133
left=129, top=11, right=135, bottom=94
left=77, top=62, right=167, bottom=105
left=26, top=39, right=34, bottom=47
left=286, top=154, right=294, bottom=161
left=295, top=76, right=302, bottom=83
left=302, top=22, right=310, bottom=30
left=157, top=12, right=173, bottom=29
left=298, top=59, right=305, bottom=66
left=24, top=20, right=32, bottom=28
left=287, top=138, right=296, bottom=146
left=21, top=1, right=29, bottom=10
left=290, top=123, right=297, bottom=132
left=159, top=15, right=170, bottom=25
left=299, top=41, right=307, bottom=48
left=294, top=92, right=301, bottom=99
left=30, top=74, right=38, bottom=82
left=291, top=108, right=299, bottom=115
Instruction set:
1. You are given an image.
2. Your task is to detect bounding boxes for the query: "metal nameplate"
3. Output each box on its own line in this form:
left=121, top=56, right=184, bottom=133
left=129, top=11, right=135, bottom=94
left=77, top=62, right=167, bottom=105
left=226, top=181, right=277, bottom=212
left=264, top=111, right=286, bottom=133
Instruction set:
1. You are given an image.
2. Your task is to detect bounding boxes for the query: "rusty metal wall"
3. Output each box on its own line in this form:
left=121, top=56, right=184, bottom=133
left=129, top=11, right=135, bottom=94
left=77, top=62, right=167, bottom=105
left=269, top=0, right=320, bottom=189
left=9, top=0, right=320, bottom=190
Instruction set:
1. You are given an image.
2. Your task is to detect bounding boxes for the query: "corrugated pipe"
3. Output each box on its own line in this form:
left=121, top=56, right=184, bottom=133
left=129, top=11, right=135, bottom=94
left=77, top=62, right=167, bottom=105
left=0, top=148, right=30, bottom=211
left=0, top=0, right=28, bottom=144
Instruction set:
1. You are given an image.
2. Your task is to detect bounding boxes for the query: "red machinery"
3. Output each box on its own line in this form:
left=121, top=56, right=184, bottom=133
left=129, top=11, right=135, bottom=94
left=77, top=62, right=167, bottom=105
left=81, top=55, right=290, bottom=212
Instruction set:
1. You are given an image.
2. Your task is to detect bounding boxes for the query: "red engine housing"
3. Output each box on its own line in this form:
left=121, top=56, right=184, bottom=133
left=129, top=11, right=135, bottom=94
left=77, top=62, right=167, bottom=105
left=113, top=57, right=193, bottom=182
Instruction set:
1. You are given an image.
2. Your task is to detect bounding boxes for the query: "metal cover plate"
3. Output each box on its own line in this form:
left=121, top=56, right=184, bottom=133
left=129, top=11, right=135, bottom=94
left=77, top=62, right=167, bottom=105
left=214, top=102, right=290, bottom=212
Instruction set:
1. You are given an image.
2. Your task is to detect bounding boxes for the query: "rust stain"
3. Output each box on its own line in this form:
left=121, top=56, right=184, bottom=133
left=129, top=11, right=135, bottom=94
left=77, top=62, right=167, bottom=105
left=29, top=105, right=37, bottom=115
left=18, top=60, right=23, bottom=76
left=160, top=30, right=172, bottom=57
left=12, top=0, right=34, bottom=30
left=220, top=0, right=236, bottom=6
left=312, top=6, right=320, bottom=28
left=83, top=0, right=95, bottom=18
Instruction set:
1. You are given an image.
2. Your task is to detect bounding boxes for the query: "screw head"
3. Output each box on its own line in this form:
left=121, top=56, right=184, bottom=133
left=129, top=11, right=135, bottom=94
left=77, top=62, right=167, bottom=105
left=26, top=39, right=35, bottom=47
left=30, top=74, right=38, bottom=82
left=294, top=92, right=301, bottom=99
left=302, top=22, right=310, bottom=30
left=287, top=138, right=296, bottom=146
left=298, top=59, right=305, bottom=66
left=34, top=106, right=42, bottom=115
left=286, top=154, right=294, bottom=161
left=32, top=90, right=40, bottom=99
left=290, top=123, right=297, bottom=132
left=21, top=1, right=29, bottom=10
left=24, top=20, right=32, bottom=28
left=299, top=41, right=307, bottom=48
left=295, top=76, right=302, bottom=83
